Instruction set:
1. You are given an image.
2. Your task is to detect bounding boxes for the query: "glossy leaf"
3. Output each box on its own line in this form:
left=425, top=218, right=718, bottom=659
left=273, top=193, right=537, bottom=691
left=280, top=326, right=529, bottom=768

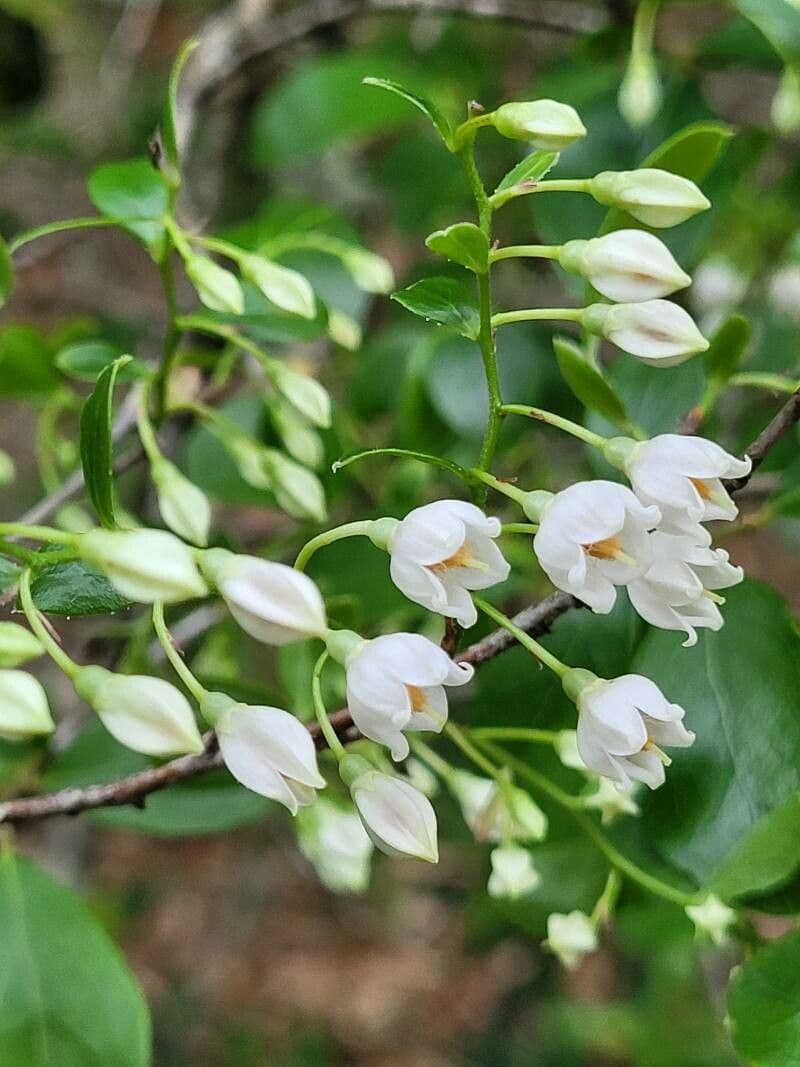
left=30, top=560, right=132, bottom=616
left=732, top=0, right=800, bottom=64
left=711, top=794, right=800, bottom=902
left=362, top=76, right=453, bottom=146
left=56, top=341, right=149, bottom=383
left=392, top=276, right=480, bottom=339
left=87, top=160, right=170, bottom=258
left=0, top=851, right=150, bottom=1066
left=494, top=149, right=559, bottom=194
left=425, top=222, right=489, bottom=274
left=0, top=235, right=13, bottom=309
left=553, top=335, right=629, bottom=429
left=729, top=929, right=800, bottom=1067
left=703, top=313, right=751, bottom=387
left=79, top=355, right=132, bottom=528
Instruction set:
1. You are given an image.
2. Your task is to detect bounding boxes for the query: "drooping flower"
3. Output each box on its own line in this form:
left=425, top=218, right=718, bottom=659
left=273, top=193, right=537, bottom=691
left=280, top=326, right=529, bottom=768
left=588, top=168, right=710, bottom=228
left=555, top=729, right=640, bottom=824
left=296, top=797, right=374, bottom=894
left=151, top=458, right=212, bottom=547
left=583, top=300, right=708, bottom=366
left=388, top=500, right=510, bottom=627
left=624, top=434, right=752, bottom=532
left=449, top=769, right=548, bottom=843
left=544, top=911, right=598, bottom=969
left=80, top=528, right=208, bottom=603
left=686, top=894, right=737, bottom=946
left=345, top=633, right=473, bottom=760
left=533, top=481, right=660, bottom=613
left=0, top=670, right=54, bottom=741
left=487, top=845, right=541, bottom=900
left=559, top=230, right=690, bottom=303
left=343, top=759, right=439, bottom=862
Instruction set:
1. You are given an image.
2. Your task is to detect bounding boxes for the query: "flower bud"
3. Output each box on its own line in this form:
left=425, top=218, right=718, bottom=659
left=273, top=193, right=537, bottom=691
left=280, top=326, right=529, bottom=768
left=340, top=247, right=394, bottom=294
left=449, top=769, right=547, bottom=844
left=151, top=458, right=212, bottom=547
left=263, top=450, right=327, bottom=523
left=349, top=768, right=439, bottom=862
left=267, top=396, right=324, bottom=470
left=240, top=255, right=316, bottom=319
left=559, top=231, right=690, bottom=303
left=544, top=911, right=598, bottom=969
left=583, top=300, right=708, bottom=366
left=487, top=844, right=540, bottom=900
left=772, top=66, right=800, bottom=135
left=490, top=99, right=586, bottom=150
left=685, top=894, right=737, bottom=946
left=0, top=670, right=54, bottom=740
left=0, top=623, right=44, bottom=668
left=74, top=667, right=203, bottom=756
left=200, top=549, right=327, bottom=645
left=80, top=528, right=208, bottom=603
left=618, top=51, right=661, bottom=129
left=589, top=169, right=710, bottom=228
left=0, top=449, right=15, bottom=487
left=184, top=255, right=244, bottom=315
left=296, top=797, right=374, bottom=893
left=270, top=363, right=331, bottom=428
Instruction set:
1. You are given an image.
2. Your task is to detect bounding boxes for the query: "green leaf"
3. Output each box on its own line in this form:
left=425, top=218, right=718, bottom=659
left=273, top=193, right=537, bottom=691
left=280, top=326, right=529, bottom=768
left=362, top=76, right=453, bottom=146
left=30, top=560, right=132, bottom=616
left=494, top=149, right=559, bottom=194
left=425, top=223, right=489, bottom=274
left=79, top=355, right=132, bottom=528
left=0, top=235, right=13, bottom=309
left=56, top=341, right=149, bottom=383
left=0, top=850, right=151, bottom=1066
left=731, top=0, right=800, bottom=65
left=703, top=313, right=751, bottom=387
left=0, top=326, right=59, bottom=398
left=711, top=794, right=800, bottom=902
left=728, top=929, right=800, bottom=1067
left=159, top=37, right=198, bottom=182
left=638, top=582, right=800, bottom=886
left=392, top=276, right=480, bottom=339
left=553, top=335, right=629, bottom=429
left=87, top=160, right=170, bottom=258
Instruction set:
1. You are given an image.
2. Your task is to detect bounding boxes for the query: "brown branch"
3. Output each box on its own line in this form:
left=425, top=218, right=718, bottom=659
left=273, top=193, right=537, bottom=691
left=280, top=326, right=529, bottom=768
left=725, top=389, right=800, bottom=496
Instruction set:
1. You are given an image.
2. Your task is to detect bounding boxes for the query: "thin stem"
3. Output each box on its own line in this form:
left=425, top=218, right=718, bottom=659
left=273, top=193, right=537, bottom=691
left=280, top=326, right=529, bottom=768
left=468, top=468, right=527, bottom=505
left=469, top=726, right=559, bottom=744
left=8, top=217, right=118, bottom=254
left=501, top=522, right=539, bottom=536
left=0, top=523, right=77, bottom=545
left=189, top=234, right=246, bottom=263
left=474, top=596, right=569, bottom=679
left=409, top=737, right=456, bottom=781
left=446, top=722, right=504, bottom=780
left=153, top=249, right=182, bottom=423
left=489, top=178, right=591, bottom=209
left=492, top=308, right=584, bottom=329
left=0, top=539, right=37, bottom=565
left=18, top=569, right=78, bottom=678
left=490, top=244, right=560, bottom=264
left=452, top=112, right=494, bottom=149
left=312, top=652, right=345, bottom=761
left=592, top=868, right=623, bottom=925
left=135, top=379, right=161, bottom=464
left=295, top=521, right=377, bottom=572
left=500, top=404, right=609, bottom=450
left=152, top=602, right=207, bottom=703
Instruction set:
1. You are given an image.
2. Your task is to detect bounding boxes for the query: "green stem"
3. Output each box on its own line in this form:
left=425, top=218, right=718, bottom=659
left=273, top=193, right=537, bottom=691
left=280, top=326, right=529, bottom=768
left=592, top=868, right=623, bottom=925
left=469, top=726, right=559, bottom=744
left=468, top=468, right=528, bottom=505
left=490, top=244, right=560, bottom=264
left=632, top=0, right=660, bottom=60
left=8, top=217, right=118, bottom=254
left=452, top=112, right=494, bottom=149
left=0, top=523, right=77, bottom=545
left=152, top=602, right=207, bottom=702
left=492, top=307, right=584, bottom=329
left=500, top=404, right=609, bottom=450
left=489, top=178, right=592, bottom=209
left=501, top=522, right=539, bottom=536
left=153, top=248, right=182, bottom=423
left=136, top=379, right=161, bottom=464
left=446, top=722, right=505, bottom=780
left=312, top=651, right=345, bottom=761
left=18, top=569, right=78, bottom=678
left=474, top=596, right=569, bottom=679
left=189, top=234, right=246, bottom=264
left=409, top=736, right=457, bottom=781
left=295, top=521, right=378, bottom=572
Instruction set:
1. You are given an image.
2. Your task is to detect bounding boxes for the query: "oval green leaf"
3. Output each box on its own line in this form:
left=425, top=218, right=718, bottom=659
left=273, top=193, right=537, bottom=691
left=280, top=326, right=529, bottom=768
left=554, top=335, right=629, bottom=429
left=88, top=160, right=170, bottom=258
left=79, top=354, right=132, bottom=528
left=729, top=928, right=800, bottom=1067
left=425, top=222, right=489, bottom=274
left=494, top=149, right=559, bottom=194
left=56, top=341, right=149, bottom=382
left=362, top=76, right=453, bottom=146
left=392, top=276, right=480, bottom=339
left=30, top=560, right=132, bottom=616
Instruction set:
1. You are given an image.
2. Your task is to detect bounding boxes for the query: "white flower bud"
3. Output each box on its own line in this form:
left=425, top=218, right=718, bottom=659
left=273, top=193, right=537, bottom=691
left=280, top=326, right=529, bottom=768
left=0, top=670, right=54, bottom=740
left=267, top=397, right=324, bottom=470
left=270, top=363, right=331, bottom=428
left=583, top=778, right=640, bottom=824
left=544, top=911, right=598, bottom=969
left=296, top=797, right=374, bottom=893
left=772, top=66, right=800, bottom=135
left=449, top=769, right=547, bottom=844
left=74, top=667, right=204, bottom=756
left=618, top=51, right=661, bottom=129
left=262, top=450, right=327, bottom=523
left=80, top=528, right=208, bottom=603
left=201, top=550, right=327, bottom=645
left=343, top=758, right=438, bottom=862
left=685, top=894, right=737, bottom=945
left=184, top=255, right=244, bottom=315
left=583, top=300, right=708, bottom=366
left=152, top=459, right=212, bottom=547
left=0, top=623, right=44, bottom=668
left=487, top=845, right=540, bottom=900
left=559, top=230, right=690, bottom=302
left=240, top=255, right=316, bottom=319
left=490, top=99, right=586, bottom=149
left=589, top=169, right=710, bottom=228
left=340, top=247, right=394, bottom=294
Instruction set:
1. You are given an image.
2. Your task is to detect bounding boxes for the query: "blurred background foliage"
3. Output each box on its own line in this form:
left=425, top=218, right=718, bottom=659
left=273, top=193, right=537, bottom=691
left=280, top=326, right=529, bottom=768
left=1, top=0, right=800, bottom=1064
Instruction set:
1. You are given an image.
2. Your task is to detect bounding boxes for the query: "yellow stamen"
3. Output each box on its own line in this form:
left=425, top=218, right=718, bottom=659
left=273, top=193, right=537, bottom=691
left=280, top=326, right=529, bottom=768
left=430, top=544, right=489, bottom=572
left=583, top=536, right=636, bottom=567
left=407, top=685, right=429, bottom=713
left=643, top=739, right=672, bottom=766
left=690, top=477, right=714, bottom=501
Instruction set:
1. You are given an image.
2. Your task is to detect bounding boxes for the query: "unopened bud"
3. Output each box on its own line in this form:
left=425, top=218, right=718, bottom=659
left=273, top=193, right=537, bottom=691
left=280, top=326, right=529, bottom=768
left=685, top=894, right=737, bottom=946
left=80, top=528, right=208, bottom=603
left=487, top=844, right=541, bottom=900
left=490, top=99, right=586, bottom=150
left=0, top=449, right=15, bottom=487
left=0, top=670, right=54, bottom=740
left=152, top=459, right=212, bottom=547
left=544, top=910, right=598, bottom=969
left=772, top=66, right=800, bottom=135
left=349, top=768, right=439, bottom=862
left=589, top=169, right=710, bottom=228
left=241, top=255, right=316, bottom=319
left=559, top=230, right=690, bottom=302
left=185, top=255, right=244, bottom=315
left=296, top=797, right=374, bottom=893
left=583, top=300, right=708, bottom=366
left=262, top=449, right=327, bottom=522
left=271, top=363, right=331, bottom=428
left=618, top=51, right=661, bottom=129
left=0, top=623, right=44, bottom=668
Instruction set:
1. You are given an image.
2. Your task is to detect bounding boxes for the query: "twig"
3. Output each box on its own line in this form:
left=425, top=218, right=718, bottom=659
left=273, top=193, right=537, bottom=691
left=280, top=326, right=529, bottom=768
left=725, top=389, right=800, bottom=495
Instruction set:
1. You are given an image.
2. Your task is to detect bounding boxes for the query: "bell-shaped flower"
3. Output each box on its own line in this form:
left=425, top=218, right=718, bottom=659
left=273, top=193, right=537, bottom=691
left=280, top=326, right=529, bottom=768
left=74, top=667, right=204, bottom=756
left=346, top=633, right=473, bottom=760
left=296, top=797, right=373, bottom=894
left=151, top=458, right=212, bottom=547
left=559, top=230, right=690, bottom=303
left=573, top=672, right=694, bottom=790
left=388, top=500, right=510, bottom=627
left=624, top=434, right=751, bottom=531
left=583, top=300, right=708, bottom=366
left=533, top=481, right=660, bottom=613
left=80, top=528, right=208, bottom=603
left=627, top=528, right=743, bottom=646
left=583, top=777, right=640, bottom=824
left=344, top=759, right=439, bottom=862
left=0, top=670, right=54, bottom=741
left=215, top=700, right=325, bottom=814
left=589, top=168, right=710, bottom=228
left=449, top=769, right=547, bottom=843
left=490, top=99, right=586, bottom=150
left=201, top=550, right=327, bottom=645
left=685, top=894, right=737, bottom=946
left=0, top=623, right=44, bottom=668
left=544, top=911, right=598, bottom=969
left=487, top=845, right=541, bottom=900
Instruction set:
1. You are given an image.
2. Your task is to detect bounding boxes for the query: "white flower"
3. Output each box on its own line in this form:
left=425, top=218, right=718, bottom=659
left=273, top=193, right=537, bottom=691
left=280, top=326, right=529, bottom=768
left=544, top=911, right=598, bottom=969
left=554, top=728, right=585, bottom=771
left=575, top=673, right=694, bottom=790
left=533, top=481, right=660, bottom=613
left=627, top=528, right=743, bottom=646
left=0, top=670, right=54, bottom=741
left=296, top=797, right=374, bottom=894
left=347, top=764, right=439, bottom=862
left=202, top=550, right=327, bottom=645
left=216, top=701, right=325, bottom=814
left=559, top=230, right=690, bottom=303
left=388, top=500, right=510, bottom=627
left=692, top=258, right=748, bottom=319
left=769, top=264, right=800, bottom=322
left=74, top=668, right=204, bottom=756
left=80, top=528, right=208, bottom=603
left=346, top=633, right=473, bottom=760
left=0, top=623, right=44, bottom=668
left=625, top=434, right=751, bottom=531
left=152, top=459, right=211, bottom=547
left=449, top=769, right=547, bottom=843
left=589, top=168, right=710, bottom=228
left=487, top=845, right=541, bottom=900
left=583, top=777, right=640, bottom=824
left=490, top=99, right=586, bottom=149
left=583, top=300, right=708, bottom=366
left=685, top=894, right=737, bottom=946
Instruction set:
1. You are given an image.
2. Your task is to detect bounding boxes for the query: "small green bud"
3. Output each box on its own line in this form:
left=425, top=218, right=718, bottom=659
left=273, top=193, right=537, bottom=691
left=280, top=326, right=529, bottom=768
left=367, top=516, right=400, bottom=551
left=772, top=66, right=800, bottom=135
left=520, top=489, right=554, bottom=523
left=271, top=364, right=331, bottom=428
left=185, top=255, right=244, bottom=315
left=338, top=752, right=374, bottom=787
left=152, top=458, right=212, bottom=547
left=0, top=622, right=44, bottom=668
left=0, top=670, right=54, bottom=740
left=199, top=689, right=239, bottom=727
left=0, top=449, right=15, bottom=487
left=562, top=667, right=600, bottom=704
left=602, top=436, right=639, bottom=472
left=618, top=50, right=661, bottom=129
left=262, top=449, right=327, bottom=523
left=324, top=628, right=366, bottom=667
left=241, top=255, right=316, bottom=319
